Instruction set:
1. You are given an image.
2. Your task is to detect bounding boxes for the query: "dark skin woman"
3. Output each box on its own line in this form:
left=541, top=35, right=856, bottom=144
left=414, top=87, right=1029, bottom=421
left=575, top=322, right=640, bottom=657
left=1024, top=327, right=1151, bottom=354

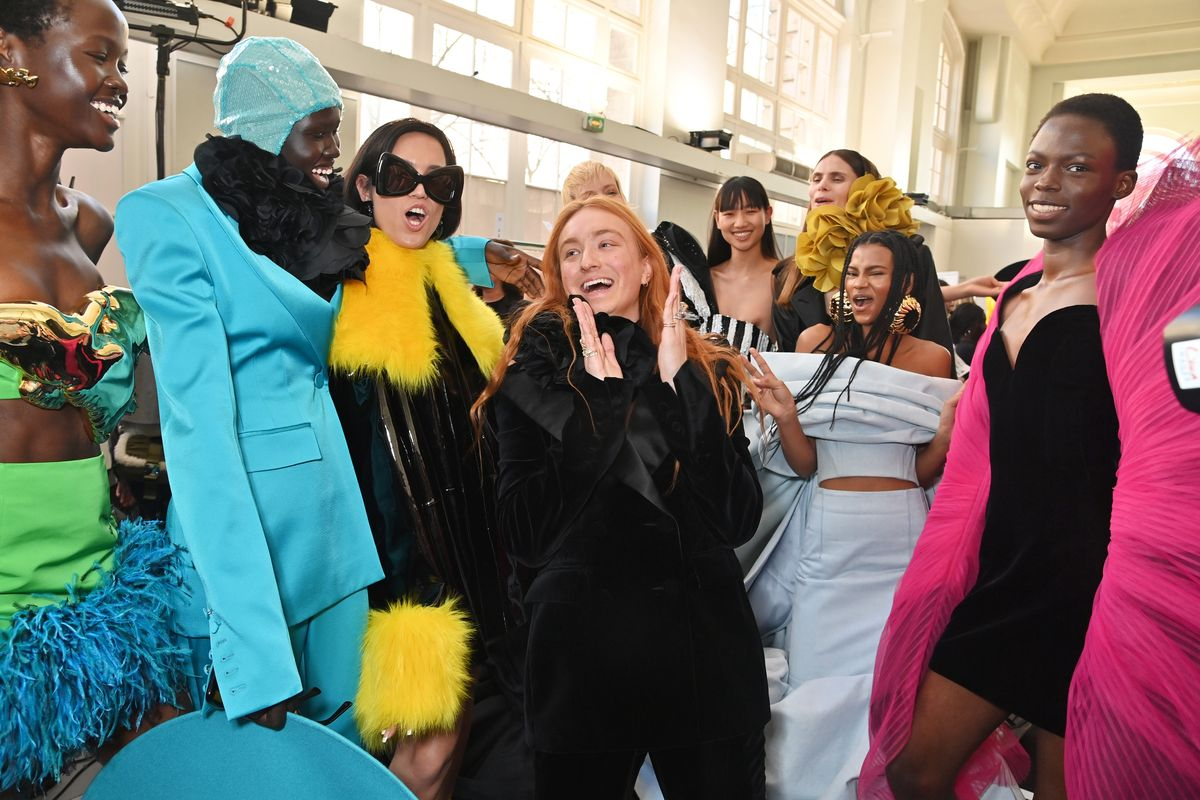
left=884, top=98, right=1138, bottom=800
left=0, top=0, right=187, bottom=791
left=0, top=0, right=129, bottom=461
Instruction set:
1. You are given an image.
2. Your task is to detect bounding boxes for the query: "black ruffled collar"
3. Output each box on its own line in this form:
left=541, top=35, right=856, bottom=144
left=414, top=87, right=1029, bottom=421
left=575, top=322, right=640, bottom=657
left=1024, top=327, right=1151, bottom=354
left=194, top=135, right=370, bottom=298
left=515, top=305, right=657, bottom=388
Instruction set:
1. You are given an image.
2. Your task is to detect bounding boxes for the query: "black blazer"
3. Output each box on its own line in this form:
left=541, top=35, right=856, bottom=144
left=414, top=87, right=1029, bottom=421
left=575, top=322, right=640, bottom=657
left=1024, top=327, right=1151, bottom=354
left=493, top=313, right=769, bottom=753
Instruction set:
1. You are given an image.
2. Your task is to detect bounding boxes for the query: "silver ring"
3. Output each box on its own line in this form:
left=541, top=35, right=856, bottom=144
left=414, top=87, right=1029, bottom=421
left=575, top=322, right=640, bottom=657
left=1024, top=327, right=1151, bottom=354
left=580, top=344, right=598, bottom=358
left=663, top=322, right=677, bottom=328
left=673, top=310, right=686, bottom=320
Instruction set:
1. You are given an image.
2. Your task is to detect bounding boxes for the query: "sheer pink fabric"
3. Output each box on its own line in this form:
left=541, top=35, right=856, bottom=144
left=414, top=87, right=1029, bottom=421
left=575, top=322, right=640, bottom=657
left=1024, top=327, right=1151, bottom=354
left=858, top=256, right=1042, bottom=799
left=1067, top=141, right=1200, bottom=798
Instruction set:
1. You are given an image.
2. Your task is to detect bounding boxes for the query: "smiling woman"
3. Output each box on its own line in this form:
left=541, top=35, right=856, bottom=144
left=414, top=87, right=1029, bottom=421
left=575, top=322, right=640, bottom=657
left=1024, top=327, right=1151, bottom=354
left=329, top=117, right=529, bottom=797
left=472, top=196, right=769, bottom=800
left=863, top=93, right=1142, bottom=800
left=0, top=0, right=189, bottom=792
left=116, top=34, right=383, bottom=760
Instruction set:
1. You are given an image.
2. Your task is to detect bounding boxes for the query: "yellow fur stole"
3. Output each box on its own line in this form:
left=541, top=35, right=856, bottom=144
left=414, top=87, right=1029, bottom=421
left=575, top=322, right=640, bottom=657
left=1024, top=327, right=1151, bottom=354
left=355, top=598, right=474, bottom=751
left=330, top=230, right=504, bottom=390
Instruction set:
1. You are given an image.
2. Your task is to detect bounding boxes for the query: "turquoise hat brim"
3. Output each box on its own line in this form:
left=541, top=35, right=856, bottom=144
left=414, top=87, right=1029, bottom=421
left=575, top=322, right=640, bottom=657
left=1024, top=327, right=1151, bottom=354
left=84, top=711, right=415, bottom=799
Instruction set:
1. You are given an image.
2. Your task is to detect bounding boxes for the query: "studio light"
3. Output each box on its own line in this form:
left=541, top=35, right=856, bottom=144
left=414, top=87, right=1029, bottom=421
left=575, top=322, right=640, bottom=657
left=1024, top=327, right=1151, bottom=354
left=688, top=129, right=732, bottom=152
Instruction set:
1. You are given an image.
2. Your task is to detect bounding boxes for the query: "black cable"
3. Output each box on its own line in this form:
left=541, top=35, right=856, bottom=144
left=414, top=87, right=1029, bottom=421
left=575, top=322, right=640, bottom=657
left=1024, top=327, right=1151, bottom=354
left=124, top=2, right=249, bottom=179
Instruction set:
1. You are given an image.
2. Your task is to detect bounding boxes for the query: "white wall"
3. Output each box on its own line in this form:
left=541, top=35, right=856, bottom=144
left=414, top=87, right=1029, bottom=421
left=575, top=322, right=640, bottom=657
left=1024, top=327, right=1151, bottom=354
left=948, top=217, right=1040, bottom=279
left=958, top=35, right=1032, bottom=207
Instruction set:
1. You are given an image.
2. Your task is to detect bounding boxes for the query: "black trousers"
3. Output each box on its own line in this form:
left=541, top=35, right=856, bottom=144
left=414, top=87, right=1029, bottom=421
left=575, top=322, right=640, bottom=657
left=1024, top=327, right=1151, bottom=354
left=533, top=729, right=766, bottom=800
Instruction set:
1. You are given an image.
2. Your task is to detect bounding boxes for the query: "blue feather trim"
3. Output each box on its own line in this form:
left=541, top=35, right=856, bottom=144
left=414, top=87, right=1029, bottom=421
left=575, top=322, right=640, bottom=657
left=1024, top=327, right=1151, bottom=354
left=0, top=518, right=189, bottom=790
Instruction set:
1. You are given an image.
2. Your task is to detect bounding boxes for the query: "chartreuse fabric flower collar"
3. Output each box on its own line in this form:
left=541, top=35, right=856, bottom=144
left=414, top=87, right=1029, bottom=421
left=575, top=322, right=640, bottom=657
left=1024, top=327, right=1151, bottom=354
left=794, top=175, right=919, bottom=292
left=330, top=228, right=504, bottom=391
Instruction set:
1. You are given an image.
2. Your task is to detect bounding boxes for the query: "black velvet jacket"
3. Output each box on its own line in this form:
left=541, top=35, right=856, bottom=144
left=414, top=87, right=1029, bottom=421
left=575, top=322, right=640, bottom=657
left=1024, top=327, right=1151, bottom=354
left=493, top=312, right=769, bottom=753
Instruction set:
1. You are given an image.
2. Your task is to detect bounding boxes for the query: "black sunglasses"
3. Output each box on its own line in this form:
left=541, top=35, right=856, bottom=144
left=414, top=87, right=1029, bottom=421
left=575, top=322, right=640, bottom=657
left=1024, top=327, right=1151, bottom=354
left=372, top=152, right=464, bottom=205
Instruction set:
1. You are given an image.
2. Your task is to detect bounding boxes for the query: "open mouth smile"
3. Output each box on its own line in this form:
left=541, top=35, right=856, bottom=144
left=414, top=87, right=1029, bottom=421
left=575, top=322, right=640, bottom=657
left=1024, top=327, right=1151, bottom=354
left=582, top=277, right=614, bottom=296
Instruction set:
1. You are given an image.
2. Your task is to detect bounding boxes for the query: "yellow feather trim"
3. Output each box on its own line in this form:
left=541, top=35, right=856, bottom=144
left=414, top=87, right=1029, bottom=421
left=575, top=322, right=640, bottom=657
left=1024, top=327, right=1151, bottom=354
left=330, top=229, right=504, bottom=391
left=354, top=597, right=474, bottom=753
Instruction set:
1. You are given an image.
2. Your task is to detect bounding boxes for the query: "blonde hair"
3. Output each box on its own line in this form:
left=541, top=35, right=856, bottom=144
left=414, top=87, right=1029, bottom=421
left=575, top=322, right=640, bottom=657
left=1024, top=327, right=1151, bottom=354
left=472, top=196, right=747, bottom=433
left=561, top=161, right=623, bottom=204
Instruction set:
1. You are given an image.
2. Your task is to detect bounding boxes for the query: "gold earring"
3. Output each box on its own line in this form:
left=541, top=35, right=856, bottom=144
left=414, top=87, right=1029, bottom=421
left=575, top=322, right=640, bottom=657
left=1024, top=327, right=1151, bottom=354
left=888, top=295, right=922, bottom=335
left=0, top=67, right=39, bottom=89
left=828, top=291, right=854, bottom=324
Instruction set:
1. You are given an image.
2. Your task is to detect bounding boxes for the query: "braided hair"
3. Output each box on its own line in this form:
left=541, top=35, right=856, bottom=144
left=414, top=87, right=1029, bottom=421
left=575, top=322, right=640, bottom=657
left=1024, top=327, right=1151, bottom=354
left=795, top=229, right=922, bottom=412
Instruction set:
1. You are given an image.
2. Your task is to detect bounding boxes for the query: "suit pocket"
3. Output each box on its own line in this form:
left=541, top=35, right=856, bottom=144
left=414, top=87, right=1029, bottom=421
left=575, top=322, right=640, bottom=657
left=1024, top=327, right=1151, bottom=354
left=239, top=423, right=322, bottom=473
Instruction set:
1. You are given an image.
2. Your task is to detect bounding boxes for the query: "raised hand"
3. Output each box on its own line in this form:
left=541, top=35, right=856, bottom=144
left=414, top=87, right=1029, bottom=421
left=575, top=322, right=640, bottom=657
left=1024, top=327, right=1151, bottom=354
left=573, top=296, right=623, bottom=380
left=744, top=348, right=799, bottom=422
left=658, top=265, right=688, bottom=385
left=485, top=240, right=544, bottom=299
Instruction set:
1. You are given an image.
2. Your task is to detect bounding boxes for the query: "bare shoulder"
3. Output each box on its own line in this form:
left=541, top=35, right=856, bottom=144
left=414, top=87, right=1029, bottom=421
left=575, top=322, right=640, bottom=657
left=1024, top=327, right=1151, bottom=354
left=897, top=336, right=952, bottom=379
left=65, top=187, right=115, bottom=264
left=795, top=323, right=833, bottom=353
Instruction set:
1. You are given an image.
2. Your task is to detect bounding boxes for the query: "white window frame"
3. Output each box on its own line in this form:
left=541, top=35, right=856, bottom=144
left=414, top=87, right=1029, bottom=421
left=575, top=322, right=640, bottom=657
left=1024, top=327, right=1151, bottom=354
left=929, top=11, right=964, bottom=203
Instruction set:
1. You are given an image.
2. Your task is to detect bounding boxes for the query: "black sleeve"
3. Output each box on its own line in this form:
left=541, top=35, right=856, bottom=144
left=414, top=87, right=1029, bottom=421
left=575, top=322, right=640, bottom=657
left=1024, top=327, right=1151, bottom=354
left=773, top=279, right=831, bottom=352
left=494, top=371, right=635, bottom=568
left=642, top=364, right=763, bottom=547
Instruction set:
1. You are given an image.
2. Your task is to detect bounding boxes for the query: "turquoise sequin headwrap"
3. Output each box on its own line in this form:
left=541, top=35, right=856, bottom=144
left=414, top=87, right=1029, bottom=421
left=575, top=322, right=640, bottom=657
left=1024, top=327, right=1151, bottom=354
left=213, top=37, right=343, bottom=156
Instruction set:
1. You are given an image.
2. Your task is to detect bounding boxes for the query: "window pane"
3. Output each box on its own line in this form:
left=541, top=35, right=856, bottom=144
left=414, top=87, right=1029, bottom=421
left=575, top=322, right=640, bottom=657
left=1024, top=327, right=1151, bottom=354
left=611, top=0, right=640, bottom=17
left=566, top=6, right=600, bottom=61
left=358, top=93, right=412, bottom=148
left=609, top=25, right=638, bottom=73
left=477, top=38, right=514, bottom=88
left=526, top=134, right=589, bottom=191
left=743, top=0, right=780, bottom=86
left=814, top=30, right=833, bottom=114
left=727, top=6, right=740, bottom=67
left=740, top=87, right=773, bottom=129
left=531, top=0, right=567, bottom=47
left=477, top=0, right=516, bottom=26
left=432, top=26, right=513, bottom=89
left=442, top=0, right=516, bottom=26
left=434, top=113, right=510, bottom=181
left=432, top=25, right=473, bottom=74
left=529, top=58, right=564, bottom=104
left=606, top=86, right=636, bottom=125
left=362, top=1, right=413, bottom=59
left=724, top=80, right=735, bottom=115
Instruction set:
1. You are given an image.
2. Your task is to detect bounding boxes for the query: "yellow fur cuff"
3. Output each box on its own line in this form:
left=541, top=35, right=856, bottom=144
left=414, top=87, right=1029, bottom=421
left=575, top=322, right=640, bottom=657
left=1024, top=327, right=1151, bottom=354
left=354, top=597, right=474, bottom=753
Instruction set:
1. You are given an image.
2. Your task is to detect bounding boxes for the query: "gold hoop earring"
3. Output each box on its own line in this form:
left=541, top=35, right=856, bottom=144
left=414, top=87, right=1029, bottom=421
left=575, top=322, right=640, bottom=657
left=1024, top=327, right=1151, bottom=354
left=828, top=291, right=854, bottom=324
left=0, top=67, right=39, bottom=89
left=888, top=295, right=922, bottom=335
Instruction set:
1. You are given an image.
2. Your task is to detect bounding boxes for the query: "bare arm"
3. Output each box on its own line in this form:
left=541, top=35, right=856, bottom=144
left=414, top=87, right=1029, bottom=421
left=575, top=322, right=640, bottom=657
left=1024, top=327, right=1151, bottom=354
left=942, top=275, right=1006, bottom=303
left=70, top=188, right=115, bottom=265
left=915, top=385, right=962, bottom=487
left=745, top=348, right=817, bottom=478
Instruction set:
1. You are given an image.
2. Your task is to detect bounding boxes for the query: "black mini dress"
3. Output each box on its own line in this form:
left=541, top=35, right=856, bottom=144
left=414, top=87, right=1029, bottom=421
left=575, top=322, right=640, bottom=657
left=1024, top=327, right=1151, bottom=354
left=929, top=272, right=1119, bottom=737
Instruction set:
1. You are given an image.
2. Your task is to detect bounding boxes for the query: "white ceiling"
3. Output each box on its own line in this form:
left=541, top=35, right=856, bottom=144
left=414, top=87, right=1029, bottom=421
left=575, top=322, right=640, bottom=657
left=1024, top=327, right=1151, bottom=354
left=950, top=0, right=1200, bottom=64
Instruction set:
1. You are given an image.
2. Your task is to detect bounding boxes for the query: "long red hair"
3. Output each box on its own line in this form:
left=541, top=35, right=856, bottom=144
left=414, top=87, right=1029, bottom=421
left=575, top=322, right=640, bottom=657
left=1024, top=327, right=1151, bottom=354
left=471, top=196, right=747, bottom=432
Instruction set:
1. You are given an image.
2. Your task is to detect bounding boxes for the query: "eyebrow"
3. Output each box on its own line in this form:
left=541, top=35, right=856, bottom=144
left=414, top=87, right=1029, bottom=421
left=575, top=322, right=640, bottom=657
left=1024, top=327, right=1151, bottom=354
left=1026, top=150, right=1099, bottom=161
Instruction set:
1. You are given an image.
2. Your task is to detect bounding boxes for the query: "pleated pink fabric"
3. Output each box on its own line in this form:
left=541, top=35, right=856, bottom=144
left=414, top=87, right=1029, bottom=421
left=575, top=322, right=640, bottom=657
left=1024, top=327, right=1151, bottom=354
left=858, top=257, right=1043, bottom=799
left=1067, top=141, right=1200, bottom=798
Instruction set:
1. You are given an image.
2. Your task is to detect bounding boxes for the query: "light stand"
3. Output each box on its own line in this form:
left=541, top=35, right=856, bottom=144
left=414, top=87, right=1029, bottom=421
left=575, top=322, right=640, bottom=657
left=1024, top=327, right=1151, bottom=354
left=118, top=1, right=249, bottom=179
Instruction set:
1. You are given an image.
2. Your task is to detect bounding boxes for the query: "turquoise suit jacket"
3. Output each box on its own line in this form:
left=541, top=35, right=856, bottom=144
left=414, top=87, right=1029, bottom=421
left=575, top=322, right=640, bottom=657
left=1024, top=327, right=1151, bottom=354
left=115, top=165, right=384, bottom=721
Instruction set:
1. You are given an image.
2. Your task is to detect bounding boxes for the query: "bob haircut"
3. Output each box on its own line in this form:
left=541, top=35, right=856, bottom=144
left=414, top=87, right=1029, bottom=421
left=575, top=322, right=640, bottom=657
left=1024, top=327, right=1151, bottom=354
left=707, top=176, right=779, bottom=267
left=344, top=117, right=462, bottom=240
left=561, top=161, right=623, bottom=204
